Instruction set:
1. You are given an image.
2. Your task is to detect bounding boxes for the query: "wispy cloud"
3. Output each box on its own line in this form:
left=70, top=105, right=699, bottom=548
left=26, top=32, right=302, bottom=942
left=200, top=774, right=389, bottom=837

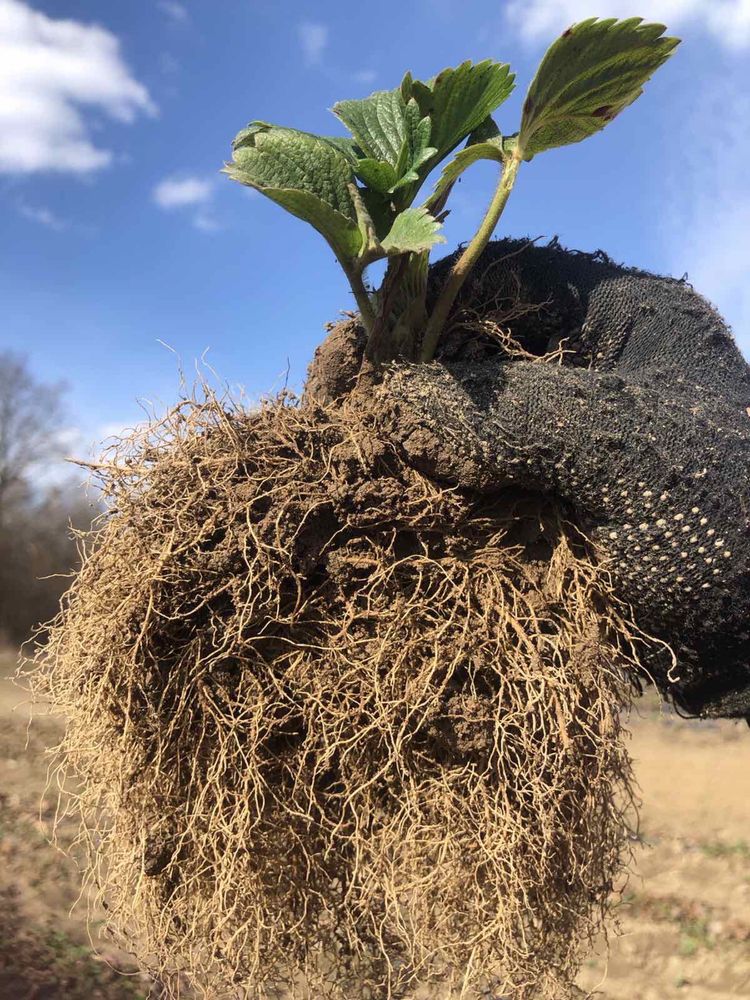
left=152, top=174, right=221, bottom=232
left=0, top=0, right=156, bottom=175
left=352, top=69, right=377, bottom=86
left=158, top=1, right=189, bottom=24
left=97, top=420, right=136, bottom=442
left=503, top=0, right=750, bottom=50
left=297, top=21, right=328, bottom=66
left=17, top=199, right=67, bottom=231
left=192, top=209, right=221, bottom=233
left=38, top=420, right=140, bottom=485
left=153, top=175, right=212, bottom=209
left=662, top=67, right=750, bottom=353
left=160, top=52, right=180, bottom=76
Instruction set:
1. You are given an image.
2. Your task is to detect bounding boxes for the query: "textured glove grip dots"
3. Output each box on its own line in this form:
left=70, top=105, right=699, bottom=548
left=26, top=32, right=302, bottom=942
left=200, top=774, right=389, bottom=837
left=377, top=240, right=750, bottom=719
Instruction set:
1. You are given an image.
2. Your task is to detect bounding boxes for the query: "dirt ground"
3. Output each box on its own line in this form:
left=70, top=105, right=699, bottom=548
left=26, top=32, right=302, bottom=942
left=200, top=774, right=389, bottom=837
left=1, top=647, right=748, bottom=999
left=0, top=648, right=157, bottom=999
left=577, top=696, right=750, bottom=1000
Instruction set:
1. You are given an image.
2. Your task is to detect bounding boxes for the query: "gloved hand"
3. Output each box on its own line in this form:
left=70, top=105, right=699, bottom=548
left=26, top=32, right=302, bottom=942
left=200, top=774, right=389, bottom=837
left=370, top=239, right=750, bottom=719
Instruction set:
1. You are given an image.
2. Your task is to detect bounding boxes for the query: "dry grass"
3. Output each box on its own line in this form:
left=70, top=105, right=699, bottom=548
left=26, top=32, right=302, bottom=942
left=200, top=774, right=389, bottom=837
left=25, top=389, right=647, bottom=999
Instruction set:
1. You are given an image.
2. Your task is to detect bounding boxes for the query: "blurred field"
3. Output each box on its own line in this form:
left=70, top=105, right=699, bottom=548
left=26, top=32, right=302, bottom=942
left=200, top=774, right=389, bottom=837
left=1, top=646, right=748, bottom=999
left=0, top=648, right=155, bottom=999
left=579, top=696, right=750, bottom=999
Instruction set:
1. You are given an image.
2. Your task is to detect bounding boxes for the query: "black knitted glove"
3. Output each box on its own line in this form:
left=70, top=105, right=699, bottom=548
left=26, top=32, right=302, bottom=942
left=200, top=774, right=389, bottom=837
left=373, top=240, right=750, bottom=719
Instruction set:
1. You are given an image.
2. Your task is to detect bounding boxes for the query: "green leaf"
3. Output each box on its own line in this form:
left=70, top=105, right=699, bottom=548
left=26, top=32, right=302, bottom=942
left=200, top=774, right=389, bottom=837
left=321, top=135, right=360, bottom=166
left=391, top=97, right=436, bottom=189
left=262, top=188, right=363, bottom=260
left=333, top=88, right=437, bottom=197
left=380, top=206, right=445, bottom=255
left=226, top=122, right=362, bottom=260
left=334, top=88, right=411, bottom=166
left=355, top=158, right=398, bottom=193
left=336, top=64, right=512, bottom=209
left=360, top=187, right=397, bottom=242
left=519, top=17, right=679, bottom=159
left=407, top=61, right=516, bottom=162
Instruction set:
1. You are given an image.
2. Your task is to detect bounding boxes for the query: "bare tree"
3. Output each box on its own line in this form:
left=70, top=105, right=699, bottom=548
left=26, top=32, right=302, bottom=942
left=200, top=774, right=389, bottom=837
left=0, top=353, right=94, bottom=644
left=0, top=353, right=66, bottom=522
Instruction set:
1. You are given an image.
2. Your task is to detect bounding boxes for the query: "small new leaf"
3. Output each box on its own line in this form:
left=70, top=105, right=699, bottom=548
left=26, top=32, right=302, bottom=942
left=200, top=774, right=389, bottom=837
left=226, top=122, right=362, bottom=261
left=519, top=17, right=679, bottom=159
left=391, top=97, right=436, bottom=191
left=355, top=158, right=398, bottom=194
left=381, top=206, right=446, bottom=255
left=334, top=88, right=412, bottom=167
left=334, top=89, right=437, bottom=199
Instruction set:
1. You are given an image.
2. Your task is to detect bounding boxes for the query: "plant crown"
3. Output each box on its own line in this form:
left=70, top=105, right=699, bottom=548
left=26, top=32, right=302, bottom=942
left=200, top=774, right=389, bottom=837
left=225, top=17, right=678, bottom=363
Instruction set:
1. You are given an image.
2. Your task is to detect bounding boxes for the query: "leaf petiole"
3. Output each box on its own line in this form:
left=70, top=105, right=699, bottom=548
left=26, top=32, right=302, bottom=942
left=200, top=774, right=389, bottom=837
left=340, top=258, right=376, bottom=333
left=420, top=148, right=522, bottom=361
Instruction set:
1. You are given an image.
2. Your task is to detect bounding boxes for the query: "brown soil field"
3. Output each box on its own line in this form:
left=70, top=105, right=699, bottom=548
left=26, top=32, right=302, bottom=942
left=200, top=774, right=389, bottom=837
left=1, top=646, right=748, bottom=999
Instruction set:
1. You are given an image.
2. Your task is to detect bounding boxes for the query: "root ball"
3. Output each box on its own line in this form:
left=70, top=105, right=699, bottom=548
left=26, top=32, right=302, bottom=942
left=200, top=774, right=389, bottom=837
left=31, top=388, right=641, bottom=999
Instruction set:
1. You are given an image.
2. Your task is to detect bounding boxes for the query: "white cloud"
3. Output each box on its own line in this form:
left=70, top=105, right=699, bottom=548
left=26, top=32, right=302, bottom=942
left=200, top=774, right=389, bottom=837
left=662, top=70, right=750, bottom=352
left=0, top=0, right=155, bottom=175
left=17, top=199, right=67, bottom=230
left=297, top=21, right=328, bottom=66
left=504, top=0, right=750, bottom=50
left=153, top=175, right=212, bottom=209
left=158, top=1, right=189, bottom=23
left=153, top=174, right=221, bottom=231
left=353, top=69, right=377, bottom=85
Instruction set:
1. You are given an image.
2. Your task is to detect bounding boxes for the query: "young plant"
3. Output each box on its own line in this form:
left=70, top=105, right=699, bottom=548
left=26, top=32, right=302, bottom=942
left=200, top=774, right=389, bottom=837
left=224, top=17, right=678, bottom=364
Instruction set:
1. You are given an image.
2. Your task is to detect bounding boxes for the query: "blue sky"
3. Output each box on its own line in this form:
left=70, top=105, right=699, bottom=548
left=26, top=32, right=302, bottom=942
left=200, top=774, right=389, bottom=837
left=1, top=0, right=749, bottom=467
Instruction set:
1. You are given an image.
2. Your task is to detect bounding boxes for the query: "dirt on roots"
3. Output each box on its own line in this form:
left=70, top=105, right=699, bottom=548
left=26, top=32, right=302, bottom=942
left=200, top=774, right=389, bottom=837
left=27, top=383, right=648, bottom=999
